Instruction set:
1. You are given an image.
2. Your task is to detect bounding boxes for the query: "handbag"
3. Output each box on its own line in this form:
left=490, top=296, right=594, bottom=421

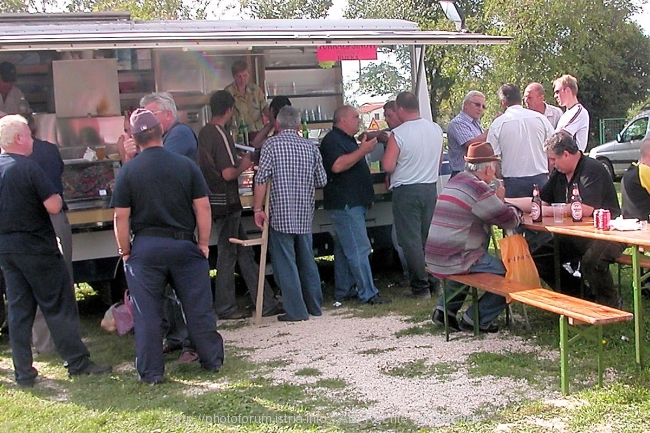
left=106, top=290, right=134, bottom=336
left=498, top=234, right=541, bottom=287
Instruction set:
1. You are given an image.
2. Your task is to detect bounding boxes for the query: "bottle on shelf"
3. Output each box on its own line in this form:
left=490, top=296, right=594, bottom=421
left=301, top=119, right=309, bottom=138
left=238, top=119, right=249, bottom=146
left=531, top=183, right=543, bottom=222
left=570, top=182, right=583, bottom=222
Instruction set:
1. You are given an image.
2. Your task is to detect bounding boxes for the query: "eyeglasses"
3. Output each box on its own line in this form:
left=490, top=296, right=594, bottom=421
left=469, top=101, right=487, bottom=109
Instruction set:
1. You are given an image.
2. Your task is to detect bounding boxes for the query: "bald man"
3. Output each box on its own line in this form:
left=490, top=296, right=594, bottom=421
left=523, top=82, right=563, bottom=128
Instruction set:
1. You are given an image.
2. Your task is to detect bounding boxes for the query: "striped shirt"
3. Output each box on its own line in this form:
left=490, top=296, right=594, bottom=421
left=255, top=130, right=327, bottom=234
left=425, top=171, right=520, bottom=276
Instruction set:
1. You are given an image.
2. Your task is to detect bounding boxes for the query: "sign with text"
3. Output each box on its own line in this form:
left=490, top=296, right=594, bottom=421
left=317, top=45, right=377, bottom=62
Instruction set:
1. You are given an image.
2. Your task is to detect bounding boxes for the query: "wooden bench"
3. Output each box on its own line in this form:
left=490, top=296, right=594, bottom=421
left=615, top=253, right=650, bottom=288
left=437, top=272, right=633, bottom=394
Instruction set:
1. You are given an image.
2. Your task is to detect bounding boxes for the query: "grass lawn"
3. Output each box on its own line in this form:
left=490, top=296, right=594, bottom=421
left=1, top=257, right=650, bottom=432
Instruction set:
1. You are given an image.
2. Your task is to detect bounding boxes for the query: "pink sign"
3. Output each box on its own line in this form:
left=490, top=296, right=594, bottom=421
left=317, top=45, right=378, bottom=62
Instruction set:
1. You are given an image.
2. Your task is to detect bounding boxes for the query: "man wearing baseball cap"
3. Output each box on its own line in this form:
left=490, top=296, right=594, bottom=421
left=0, top=61, right=29, bottom=115
left=426, top=142, right=522, bottom=333
left=110, top=109, right=224, bottom=384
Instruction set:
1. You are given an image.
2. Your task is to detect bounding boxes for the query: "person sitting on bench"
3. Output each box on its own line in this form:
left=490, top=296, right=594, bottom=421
left=426, top=142, right=522, bottom=333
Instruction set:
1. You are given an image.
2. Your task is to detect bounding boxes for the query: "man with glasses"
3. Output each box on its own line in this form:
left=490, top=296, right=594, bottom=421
left=447, top=90, right=488, bottom=177
left=140, top=92, right=198, bottom=160
left=553, top=75, right=590, bottom=152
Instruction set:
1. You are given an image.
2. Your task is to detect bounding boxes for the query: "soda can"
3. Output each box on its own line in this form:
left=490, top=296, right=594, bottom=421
left=601, top=209, right=612, bottom=230
left=594, top=209, right=601, bottom=229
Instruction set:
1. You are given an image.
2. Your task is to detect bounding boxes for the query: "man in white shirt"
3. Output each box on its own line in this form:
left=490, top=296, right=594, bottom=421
left=0, top=62, right=28, bottom=115
left=523, top=82, right=563, bottom=128
left=383, top=92, right=444, bottom=299
left=553, top=74, right=590, bottom=152
left=488, top=83, right=554, bottom=197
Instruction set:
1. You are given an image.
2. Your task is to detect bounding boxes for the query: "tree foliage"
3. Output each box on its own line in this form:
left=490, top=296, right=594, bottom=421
left=355, top=60, right=410, bottom=99
left=238, top=0, right=332, bottom=19
left=476, top=0, right=650, bottom=146
left=64, top=0, right=209, bottom=20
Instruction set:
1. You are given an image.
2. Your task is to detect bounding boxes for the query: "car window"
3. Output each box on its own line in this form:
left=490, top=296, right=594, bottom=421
left=622, top=117, right=649, bottom=142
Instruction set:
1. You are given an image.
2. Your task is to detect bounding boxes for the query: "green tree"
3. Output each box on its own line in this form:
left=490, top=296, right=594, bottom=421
left=238, top=0, right=332, bottom=19
left=477, top=0, right=650, bottom=147
left=355, top=60, right=411, bottom=99
left=64, top=0, right=209, bottom=20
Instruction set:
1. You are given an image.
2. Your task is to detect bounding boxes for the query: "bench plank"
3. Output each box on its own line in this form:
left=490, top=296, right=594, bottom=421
left=511, top=288, right=633, bottom=325
left=615, top=254, right=650, bottom=268
left=445, top=273, right=537, bottom=302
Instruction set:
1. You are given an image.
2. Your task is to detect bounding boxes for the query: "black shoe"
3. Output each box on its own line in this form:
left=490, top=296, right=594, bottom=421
left=459, top=318, right=499, bottom=333
left=262, top=304, right=285, bottom=317
left=219, top=308, right=252, bottom=320
left=139, top=377, right=164, bottom=385
left=401, top=289, right=431, bottom=300
left=366, top=294, right=392, bottom=305
left=162, top=341, right=183, bottom=354
left=432, top=309, right=460, bottom=332
left=69, top=361, right=113, bottom=377
left=277, top=314, right=308, bottom=322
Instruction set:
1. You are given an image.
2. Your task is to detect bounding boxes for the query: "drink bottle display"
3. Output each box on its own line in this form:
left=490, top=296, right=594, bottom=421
left=570, top=183, right=583, bottom=222
left=531, top=184, right=542, bottom=222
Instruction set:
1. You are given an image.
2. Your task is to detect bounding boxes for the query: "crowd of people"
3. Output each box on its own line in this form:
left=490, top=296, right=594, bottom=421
left=1, top=58, right=646, bottom=387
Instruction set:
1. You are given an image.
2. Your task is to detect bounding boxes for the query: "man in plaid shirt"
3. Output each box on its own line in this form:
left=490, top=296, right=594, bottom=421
left=253, top=106, right=327, bottom=322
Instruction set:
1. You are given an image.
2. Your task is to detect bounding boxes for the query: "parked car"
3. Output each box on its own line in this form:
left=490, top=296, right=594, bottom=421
left=589, top=110, right=650, bottom=180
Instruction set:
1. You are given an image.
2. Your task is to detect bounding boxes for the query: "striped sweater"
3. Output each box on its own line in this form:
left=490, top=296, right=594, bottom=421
left=425, top=171, right=520, bottom=276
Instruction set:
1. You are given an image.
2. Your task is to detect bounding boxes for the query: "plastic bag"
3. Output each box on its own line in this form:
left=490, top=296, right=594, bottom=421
left=498, top=234, right=541, bottom=287
left=100, top=307, right=116, bottom=333
left=106, top=290, right=134, bottom=336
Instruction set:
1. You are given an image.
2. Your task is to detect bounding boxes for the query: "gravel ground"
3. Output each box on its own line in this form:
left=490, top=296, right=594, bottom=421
left=222, top=307, right=562, bottom=428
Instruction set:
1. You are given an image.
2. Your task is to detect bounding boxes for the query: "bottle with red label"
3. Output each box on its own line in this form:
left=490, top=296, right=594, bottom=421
left=570, top=182, right=583, bottom=222
left=531, top=184, right=542, bottom=222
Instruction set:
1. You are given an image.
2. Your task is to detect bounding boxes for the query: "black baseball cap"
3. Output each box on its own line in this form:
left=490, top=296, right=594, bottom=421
left=0, top=62, right=16, bottom=82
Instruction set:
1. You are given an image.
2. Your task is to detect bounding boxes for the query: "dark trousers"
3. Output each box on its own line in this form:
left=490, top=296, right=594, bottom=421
left=0, top=253, right=91, bottom=385
left=212, top=211, right=279, bottom=317
left=392, top=183, right=438, bottom=294
left=533, top=235, right=625, bottom=307
left=125, top=236, right=224, bottom=383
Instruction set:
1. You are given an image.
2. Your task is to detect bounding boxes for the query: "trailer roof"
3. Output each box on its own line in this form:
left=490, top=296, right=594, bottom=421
left=0, top=13, right=510, bottom=51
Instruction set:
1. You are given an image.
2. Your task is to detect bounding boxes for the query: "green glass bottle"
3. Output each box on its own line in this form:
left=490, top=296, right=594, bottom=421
left=302, top=119, right=309, bottom=138
left=239, top=119, right=249, bottom=146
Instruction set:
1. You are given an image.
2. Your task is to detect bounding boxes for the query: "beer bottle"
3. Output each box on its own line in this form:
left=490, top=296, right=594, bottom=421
left=302, top=119, right=309, bottom=138
left=531, top=184, right=543, bottom=222
left=570, top=183, right=583, bottom=222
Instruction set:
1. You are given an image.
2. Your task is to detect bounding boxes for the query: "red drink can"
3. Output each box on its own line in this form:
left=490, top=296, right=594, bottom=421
left=601, top=209, right=612, bottom=230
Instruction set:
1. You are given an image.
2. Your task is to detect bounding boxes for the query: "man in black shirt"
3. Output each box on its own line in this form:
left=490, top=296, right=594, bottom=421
left=112, top=109, right=224, bottom=384
left=529, top=133, right=624, bottom=307
left=0, top=115, right=111, bottom=387
left=320, top=105, right=391, bottom=305
left=621, top=139, right=650, bottom=221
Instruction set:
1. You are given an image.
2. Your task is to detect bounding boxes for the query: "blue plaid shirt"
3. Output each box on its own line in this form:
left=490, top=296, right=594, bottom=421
left=255, top=130, right=327, bottom=234
left=447, top=111, right=483, bottom=172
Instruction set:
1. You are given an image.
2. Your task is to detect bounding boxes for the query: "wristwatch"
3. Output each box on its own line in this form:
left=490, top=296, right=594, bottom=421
left=253, top=208, right=263, bottom=212
left=118, top=247, right=129, bottom=255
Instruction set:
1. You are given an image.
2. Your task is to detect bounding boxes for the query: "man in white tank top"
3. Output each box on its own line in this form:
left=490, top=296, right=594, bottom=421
left=382, top=92, right=444, bottom=299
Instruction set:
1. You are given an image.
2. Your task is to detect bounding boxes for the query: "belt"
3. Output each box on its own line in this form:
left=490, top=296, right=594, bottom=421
left=136, top=228, right=196, bottom=242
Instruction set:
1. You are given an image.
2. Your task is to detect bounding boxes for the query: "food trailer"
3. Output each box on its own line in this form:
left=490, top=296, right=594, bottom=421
left=0, top=12, right=508, bottom=300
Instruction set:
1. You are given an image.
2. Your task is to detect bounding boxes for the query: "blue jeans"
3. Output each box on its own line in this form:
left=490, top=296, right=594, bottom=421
left=213, top=211, right=279, bottom=317
left=268, top=228, right=322, bottom=320
left=392, top=183, right=438, bottom=293
left=435, top=252, right=508, bottom=326
left=329, top=206, right=379, bottom=303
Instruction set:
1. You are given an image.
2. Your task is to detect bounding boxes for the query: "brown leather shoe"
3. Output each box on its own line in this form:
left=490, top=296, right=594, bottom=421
left=175, top=351, right=199, bottom=364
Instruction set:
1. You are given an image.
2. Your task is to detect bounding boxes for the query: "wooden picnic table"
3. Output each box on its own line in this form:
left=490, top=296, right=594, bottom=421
left=521, top=215, right=647, bottom=366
